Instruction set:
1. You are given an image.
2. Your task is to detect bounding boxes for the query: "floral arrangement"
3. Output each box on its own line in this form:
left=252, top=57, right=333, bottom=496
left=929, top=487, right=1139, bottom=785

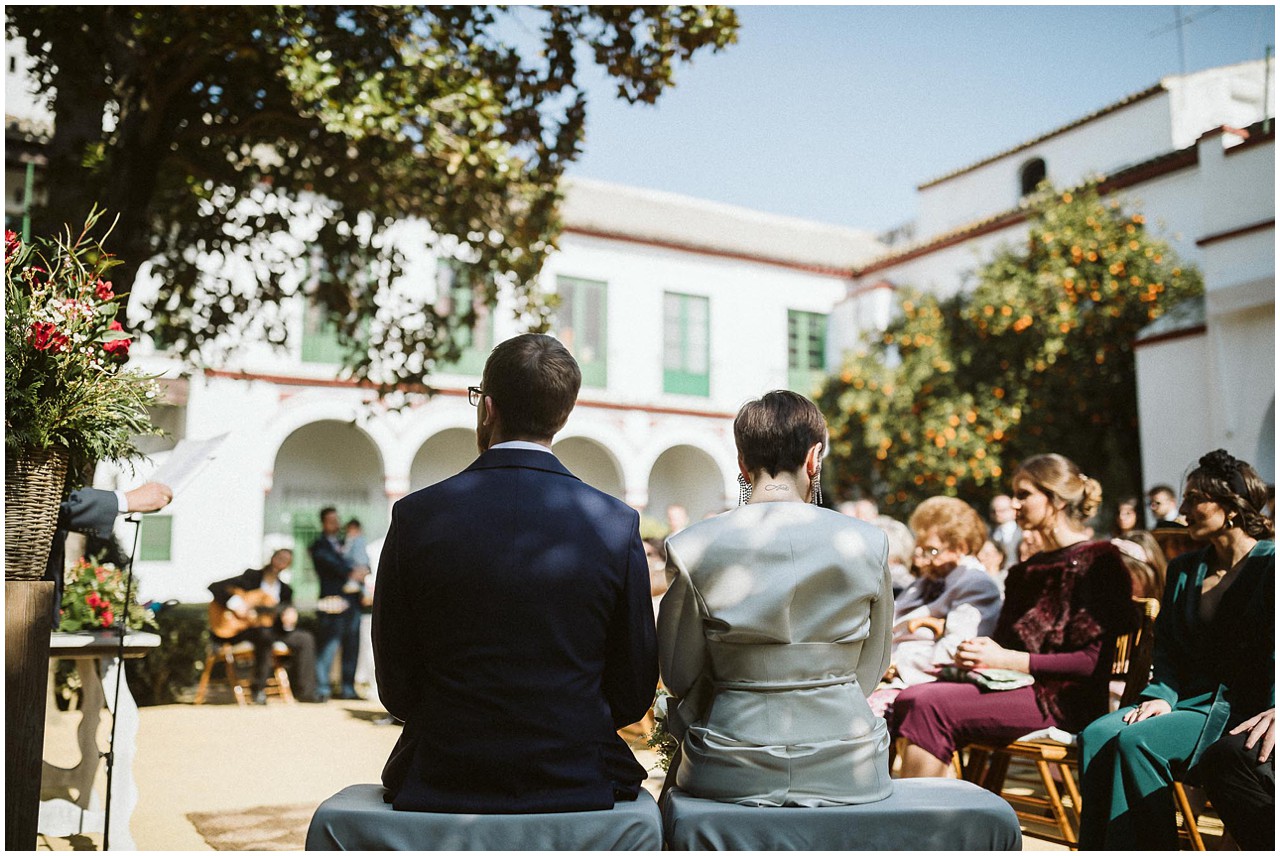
left=5, top=210, right=160, bottom=472
left=645, top=688, right=678, bottom=771
left=58, top=556, right=158, bottom=633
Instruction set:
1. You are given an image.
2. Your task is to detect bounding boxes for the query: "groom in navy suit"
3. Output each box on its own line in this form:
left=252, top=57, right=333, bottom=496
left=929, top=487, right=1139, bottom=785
left=373, top=333, right=658, bottom=813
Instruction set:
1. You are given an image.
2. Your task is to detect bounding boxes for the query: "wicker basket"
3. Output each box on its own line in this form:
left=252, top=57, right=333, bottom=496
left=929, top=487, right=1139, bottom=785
left=4, top=446, right=69, bottom=581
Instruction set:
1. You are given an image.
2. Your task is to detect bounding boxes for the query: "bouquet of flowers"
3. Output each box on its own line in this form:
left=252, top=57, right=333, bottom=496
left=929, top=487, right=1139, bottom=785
left=645, top=687, right=678, bottom=771
left=4, top=209, right=160, bottom=473
left=58, top=556, right=159, bottom=633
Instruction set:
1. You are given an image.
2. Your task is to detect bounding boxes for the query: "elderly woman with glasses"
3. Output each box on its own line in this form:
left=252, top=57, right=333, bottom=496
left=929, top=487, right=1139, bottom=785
left=657, top=390, right=894, bottom=806
left=868, top=497, right=1003, bottom=719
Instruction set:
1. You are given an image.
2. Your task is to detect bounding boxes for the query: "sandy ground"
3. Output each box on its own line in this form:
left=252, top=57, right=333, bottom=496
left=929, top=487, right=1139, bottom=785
left=37, top=695, right=1079, bottom=852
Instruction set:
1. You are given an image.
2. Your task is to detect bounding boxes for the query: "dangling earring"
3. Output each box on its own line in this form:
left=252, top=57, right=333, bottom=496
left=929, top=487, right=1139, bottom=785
left=810, top=464, right=823, bottom=506
left=738, top=473, right=753, bottom=506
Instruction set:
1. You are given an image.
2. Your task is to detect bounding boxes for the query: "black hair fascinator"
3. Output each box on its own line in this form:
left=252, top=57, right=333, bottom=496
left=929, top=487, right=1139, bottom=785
left=1198, top=449, right=1247, bottom=497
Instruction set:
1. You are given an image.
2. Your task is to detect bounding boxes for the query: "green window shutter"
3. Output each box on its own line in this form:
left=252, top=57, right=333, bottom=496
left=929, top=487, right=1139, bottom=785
left=138, top=515, right=173, bottom=562
left=439, top=260, right=494, bottom=376
left=555, top=276, right=608, bottom=388
left=289, top=513, right=323, bottom=607
left=301, top=302, right=354, bottom=364
left=787, top=310, right=828, bottom=394
left=663, top=292, right=710, bottom=397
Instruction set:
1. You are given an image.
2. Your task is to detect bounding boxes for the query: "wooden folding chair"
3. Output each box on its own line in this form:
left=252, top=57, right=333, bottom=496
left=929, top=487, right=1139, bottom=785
left=194, top=640, right=296, bottom=706
left=957, top=597, right=1161, bottom=848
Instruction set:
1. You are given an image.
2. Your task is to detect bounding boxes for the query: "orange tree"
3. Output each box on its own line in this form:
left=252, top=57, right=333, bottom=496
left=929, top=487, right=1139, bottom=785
left=819, top=182, right=1203, bottom=516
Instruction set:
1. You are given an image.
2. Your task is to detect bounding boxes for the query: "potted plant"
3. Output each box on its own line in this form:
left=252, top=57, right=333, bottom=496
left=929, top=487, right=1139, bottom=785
left=4, top=210, right=160, bottom=580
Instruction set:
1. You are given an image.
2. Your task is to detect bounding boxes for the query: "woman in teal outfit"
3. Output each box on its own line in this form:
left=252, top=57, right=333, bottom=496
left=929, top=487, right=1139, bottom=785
left=1078, top=450, right=1275, bottom=849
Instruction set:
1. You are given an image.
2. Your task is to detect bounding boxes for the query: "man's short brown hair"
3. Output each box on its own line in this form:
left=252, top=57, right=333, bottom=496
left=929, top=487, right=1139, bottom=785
left=481, top=334, right=581, bottom=439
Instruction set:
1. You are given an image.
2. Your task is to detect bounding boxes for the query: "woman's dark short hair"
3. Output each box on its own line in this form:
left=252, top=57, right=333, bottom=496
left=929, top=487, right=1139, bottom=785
left=1184, top=449, right=1274, bottom=540
left=481, top=334, right=581, bottom=439
left=734, top=390, right=827, bottom=477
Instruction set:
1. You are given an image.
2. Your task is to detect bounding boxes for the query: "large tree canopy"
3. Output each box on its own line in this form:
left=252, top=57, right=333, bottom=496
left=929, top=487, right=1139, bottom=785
left=7, top=5, right=738, bottom=389
left=819, top=183, right=1203, bottom=515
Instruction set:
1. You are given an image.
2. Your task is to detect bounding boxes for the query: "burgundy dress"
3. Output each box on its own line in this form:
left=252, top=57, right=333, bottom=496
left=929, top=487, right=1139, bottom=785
left=893, top=540, right=1136, bottom=763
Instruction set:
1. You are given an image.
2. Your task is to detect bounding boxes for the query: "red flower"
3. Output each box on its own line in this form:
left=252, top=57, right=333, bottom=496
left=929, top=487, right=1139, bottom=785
left=101, top=610, right=114, bottom=627
left=103, top=320, right=131, bottom=358
left=4, top=230, right=18, bottom=264
left=85, top=592, right=103, bottom=609
left=28, top=322, right=69, bottom=353
left=95, top=567, right=107, bottom=582
left=95, top=279, right=114, bottom=301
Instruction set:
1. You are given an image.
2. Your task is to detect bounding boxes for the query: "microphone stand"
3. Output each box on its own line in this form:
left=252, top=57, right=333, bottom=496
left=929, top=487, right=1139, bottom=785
left=101, top=511, right=143, bottom=851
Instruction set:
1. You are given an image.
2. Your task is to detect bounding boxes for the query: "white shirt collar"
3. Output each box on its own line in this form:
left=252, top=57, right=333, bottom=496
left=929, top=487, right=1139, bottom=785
left=489, top=440, right=554, bottom=454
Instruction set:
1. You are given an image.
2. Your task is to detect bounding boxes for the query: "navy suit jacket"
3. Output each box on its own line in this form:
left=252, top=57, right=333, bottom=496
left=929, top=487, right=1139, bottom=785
left=309, top=532, right=353, bottom=599
left=372, top=447, right=659, bottom=813
left=44, top=488, right=121, bottom=625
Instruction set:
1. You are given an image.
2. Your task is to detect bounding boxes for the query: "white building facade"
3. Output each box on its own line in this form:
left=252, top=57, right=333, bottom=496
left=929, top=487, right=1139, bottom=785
left=834, top=60, right=1275, bottom=498
left=107, top=181, right=881, bottom=605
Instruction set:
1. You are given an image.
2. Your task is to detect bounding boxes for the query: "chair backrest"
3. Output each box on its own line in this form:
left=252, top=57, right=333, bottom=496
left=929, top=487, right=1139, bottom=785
left=1114, top=596, right=1161, bottom=709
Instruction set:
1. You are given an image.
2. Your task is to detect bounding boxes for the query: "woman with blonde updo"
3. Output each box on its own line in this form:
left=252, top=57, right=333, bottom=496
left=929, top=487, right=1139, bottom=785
left=892, top=453, right=1137, bottom=778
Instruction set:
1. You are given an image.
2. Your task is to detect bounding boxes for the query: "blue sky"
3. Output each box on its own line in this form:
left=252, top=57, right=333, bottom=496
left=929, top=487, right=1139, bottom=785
left=565, top=4, right=1276, bottom=234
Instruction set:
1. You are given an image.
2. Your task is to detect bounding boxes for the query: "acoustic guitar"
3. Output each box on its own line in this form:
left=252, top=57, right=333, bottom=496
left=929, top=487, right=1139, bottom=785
left=209, top=588, right=280, bottom=639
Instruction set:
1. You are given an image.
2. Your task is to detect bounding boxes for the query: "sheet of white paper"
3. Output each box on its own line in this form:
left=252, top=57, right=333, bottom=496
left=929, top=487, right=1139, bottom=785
left=146, top=433, right=228, bottom=496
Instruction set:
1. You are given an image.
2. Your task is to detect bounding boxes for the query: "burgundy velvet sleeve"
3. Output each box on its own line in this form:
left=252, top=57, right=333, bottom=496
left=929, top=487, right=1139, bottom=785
left=1027, top=638, right=1103, bottom=678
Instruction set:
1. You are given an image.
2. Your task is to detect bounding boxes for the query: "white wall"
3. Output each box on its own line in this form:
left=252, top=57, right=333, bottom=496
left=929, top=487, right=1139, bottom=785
left=914, top=61, right=1273, bottom=237
left=1135, top=332, right=1216, bottom=491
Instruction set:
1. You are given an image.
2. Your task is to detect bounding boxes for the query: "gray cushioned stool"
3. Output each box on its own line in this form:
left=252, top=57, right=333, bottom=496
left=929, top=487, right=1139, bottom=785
left=661, top=779, right=1022, bottom=850
left=305, top=784, right=663, bottom=850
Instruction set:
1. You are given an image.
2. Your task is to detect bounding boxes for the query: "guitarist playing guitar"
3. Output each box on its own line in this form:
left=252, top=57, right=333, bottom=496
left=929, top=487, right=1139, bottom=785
left=208, top=548, right=321, bottom=703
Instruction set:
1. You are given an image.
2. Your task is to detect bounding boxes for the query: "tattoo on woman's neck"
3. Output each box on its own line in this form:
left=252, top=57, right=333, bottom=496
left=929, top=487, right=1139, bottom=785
left=763, top=484, right=790, bottom=492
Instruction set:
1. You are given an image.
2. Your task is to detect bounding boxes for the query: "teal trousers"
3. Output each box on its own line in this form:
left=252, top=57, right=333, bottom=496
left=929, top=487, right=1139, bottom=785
left=1078, top=706, right=1208, bottom=850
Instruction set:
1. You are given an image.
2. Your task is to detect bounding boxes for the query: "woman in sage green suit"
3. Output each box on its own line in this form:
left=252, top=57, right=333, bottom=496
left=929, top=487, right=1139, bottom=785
left=1078, top=450, right=1275, bottom=849
left=658, top=390, right=894, bottom=806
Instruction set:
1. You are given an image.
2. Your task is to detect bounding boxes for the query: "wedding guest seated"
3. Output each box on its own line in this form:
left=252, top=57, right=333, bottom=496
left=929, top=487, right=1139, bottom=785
left=1198, top=717, right=1275, bottom=850
left=977, top=539, right=1006, bottom=584
left=869, top=497, right=1003, bottom=718
left=373, top=334, right=656, bottom=813
left=658, top=390, right=893, bottom=805
left=208, top=548, right=320, bottom=704
left=1111, top=496, right=1141, bottom=538
left=1117, top=529, right=1167, bottom=598
left=872, top=514, right=917, bottom=595
left=1111, top=537, right=1164, bottom=600
left=892, top=453, right=1136, bottom=778
left=1078, top=450, right=1274, bottom=849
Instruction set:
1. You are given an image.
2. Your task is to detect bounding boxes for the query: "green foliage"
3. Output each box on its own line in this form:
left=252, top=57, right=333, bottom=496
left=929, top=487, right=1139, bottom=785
left=645, top=687, right=678, bottom=771
left=7, top=6, right=740, bottom=392
left=57, top=555, right=158, bottom=633
left=124, top=602, right=210, bottom=707
left=820, top=182, right=1204, bottom=513
left=4, top=213, right=161, bottom=473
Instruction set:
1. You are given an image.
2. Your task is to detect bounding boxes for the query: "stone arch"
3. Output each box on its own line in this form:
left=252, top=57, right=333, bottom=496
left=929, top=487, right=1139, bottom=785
left=410, top=428, right=478, bottom=492
left=265, top=419, right=386, bottom=605
left=647, top=444, right=729, bottom=525
left=553, top=436, right=626, bottom=500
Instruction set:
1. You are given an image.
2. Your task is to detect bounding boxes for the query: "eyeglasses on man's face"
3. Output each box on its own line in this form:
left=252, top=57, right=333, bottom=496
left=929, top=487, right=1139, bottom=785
left=467, top=386, right=483, bottom=406
left=913, top=545, right=943, bottom=558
